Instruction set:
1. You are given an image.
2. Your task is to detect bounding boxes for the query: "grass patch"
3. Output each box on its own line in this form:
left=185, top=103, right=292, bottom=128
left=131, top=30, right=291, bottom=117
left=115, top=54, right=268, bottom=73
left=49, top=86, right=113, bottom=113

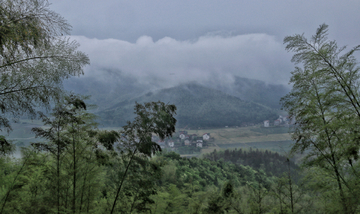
left=217, top=140, right=294, bottom=152
left=182, top=126, right=292, bottom=144
left=250, top=126, right=294, bottom=134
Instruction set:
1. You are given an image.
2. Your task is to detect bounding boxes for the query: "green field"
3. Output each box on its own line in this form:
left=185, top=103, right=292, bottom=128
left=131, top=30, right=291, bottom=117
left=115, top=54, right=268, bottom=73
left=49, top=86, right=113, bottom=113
left=2, top=120, right=295, bottom=156
left=182, top=126, right=295, bottom=155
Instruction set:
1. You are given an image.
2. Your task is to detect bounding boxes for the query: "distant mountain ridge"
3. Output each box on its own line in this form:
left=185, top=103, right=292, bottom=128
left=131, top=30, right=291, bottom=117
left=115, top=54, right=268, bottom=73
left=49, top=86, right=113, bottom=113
left=213, top=76, right=290, bottom=109
left=64, top=71, right=289, bottom=111
left=63, top=69, right=288, bottom=127
left=98, top=83, right=278, bottom=128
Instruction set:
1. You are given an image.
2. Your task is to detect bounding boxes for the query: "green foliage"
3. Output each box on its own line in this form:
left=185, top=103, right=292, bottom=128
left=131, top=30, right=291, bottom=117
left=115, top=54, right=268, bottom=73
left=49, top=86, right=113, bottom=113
left=0, top=0, right=89, bottom=132
left=30, top=96, right=102, bottom=213
left=282, top=23, right=360, bottom=213
left=109, top=101, right=177, bottom=214
left=103, top=153, right=161, bottom=213
left=0, top=0, right=70, bottom=55
left=0, top=136, right=13, bottom=156
left=203, top=148, right=300, bottom=180
left=2, top=10, right=359, bottom=213
left=147, top=151, right=276, bottom=213
left=156, top=151, right=271, bottom=189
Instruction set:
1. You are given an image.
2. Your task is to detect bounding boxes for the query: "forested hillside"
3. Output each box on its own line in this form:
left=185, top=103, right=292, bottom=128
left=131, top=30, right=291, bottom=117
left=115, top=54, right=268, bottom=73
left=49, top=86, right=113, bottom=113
left=2, top=1, right=360, bottom=213
left=203, top=148, right=299, bottom=179
left=64, top=73, right=289, bottom=111
left=63, top=69, right=148, bottom=111
left=232, top=76, right=290, bottom=109
left=98, top=83, right=278, bottom=128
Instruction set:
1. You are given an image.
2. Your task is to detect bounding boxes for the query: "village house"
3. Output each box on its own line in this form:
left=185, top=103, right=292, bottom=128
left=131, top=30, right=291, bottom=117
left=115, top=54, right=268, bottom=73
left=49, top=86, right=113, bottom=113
left=279, top=115, right=288, bottom=122
left=264, top=120, right=269, bottom=127
left=179, top=133, right=186, bottom=140
left=203, top=133, right=210, bottom=140
left=196, top=140, right=203, bottom=148
left=168, top=140, right=174, bottom=148
left=184, top=139, right=190, bottom=146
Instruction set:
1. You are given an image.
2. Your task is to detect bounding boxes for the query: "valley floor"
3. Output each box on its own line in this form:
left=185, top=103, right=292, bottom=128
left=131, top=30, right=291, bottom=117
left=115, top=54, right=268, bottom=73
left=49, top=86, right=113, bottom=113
left=1, top=120, right=295, bottom=158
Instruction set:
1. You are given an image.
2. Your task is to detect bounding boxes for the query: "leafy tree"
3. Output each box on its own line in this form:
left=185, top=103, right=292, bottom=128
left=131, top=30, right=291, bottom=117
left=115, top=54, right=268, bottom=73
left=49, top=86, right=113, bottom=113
left=0, top=149, right=32, bottom=214
left=247, top=175, right=271, bottom=214
left=0, top=135, right=13, bottom=156
left=281, top=23, right=360, bottom=213
left=110, top=101, right=177, bottom=214
left=270, top=172, right=314, bottom=214
left=31, top=95, right=90, bottom=213
left=27, top=95, right=105, bottom=214
left=0, top=0, right=89, bottom=132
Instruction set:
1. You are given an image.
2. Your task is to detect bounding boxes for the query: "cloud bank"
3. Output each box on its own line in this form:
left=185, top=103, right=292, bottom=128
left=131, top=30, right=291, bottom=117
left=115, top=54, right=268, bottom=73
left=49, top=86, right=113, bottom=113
left=71, top=33, right=293, bottom=89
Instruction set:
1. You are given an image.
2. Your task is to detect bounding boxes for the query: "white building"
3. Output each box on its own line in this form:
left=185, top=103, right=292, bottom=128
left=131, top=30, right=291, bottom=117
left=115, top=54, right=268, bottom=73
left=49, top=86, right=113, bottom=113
left=264, top=120, right=269, bottom=127
left=203, top=133, right=210, bottom=140
left=179, top=133, right=186, bottom=140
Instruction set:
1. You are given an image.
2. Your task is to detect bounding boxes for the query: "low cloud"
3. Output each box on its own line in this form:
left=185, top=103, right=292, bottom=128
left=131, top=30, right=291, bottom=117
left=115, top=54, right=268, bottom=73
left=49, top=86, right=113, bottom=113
left=71, top=33, right=293, bottom=89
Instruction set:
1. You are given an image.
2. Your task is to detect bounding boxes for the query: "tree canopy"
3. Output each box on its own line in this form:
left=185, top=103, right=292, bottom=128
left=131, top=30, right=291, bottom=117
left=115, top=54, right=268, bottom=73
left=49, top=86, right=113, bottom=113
left=0, top=0, right=89, bottom=132
left=281, top=23, right=360, bottom=213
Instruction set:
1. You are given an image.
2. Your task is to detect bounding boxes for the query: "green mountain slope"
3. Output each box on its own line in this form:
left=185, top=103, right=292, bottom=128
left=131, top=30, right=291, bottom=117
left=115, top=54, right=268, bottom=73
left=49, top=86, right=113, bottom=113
left=98, top=83, right=278, bottom=128
left=221, top=76, right=290, bottom=109
left=63, top=70, right=289, bottom=111
left=63, top=69, right=149, bottom=111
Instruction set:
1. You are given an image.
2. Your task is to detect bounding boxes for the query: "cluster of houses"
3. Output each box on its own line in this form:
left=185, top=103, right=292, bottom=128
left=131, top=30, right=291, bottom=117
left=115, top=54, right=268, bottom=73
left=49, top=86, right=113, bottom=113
left=263, top=115, right=296, bottom=127
left=153, top=131, right=212, bottom=149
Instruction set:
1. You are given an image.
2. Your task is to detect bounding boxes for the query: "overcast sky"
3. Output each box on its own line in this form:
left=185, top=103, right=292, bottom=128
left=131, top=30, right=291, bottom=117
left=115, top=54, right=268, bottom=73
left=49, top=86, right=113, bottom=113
left=50, top=0, right=360, bottom=87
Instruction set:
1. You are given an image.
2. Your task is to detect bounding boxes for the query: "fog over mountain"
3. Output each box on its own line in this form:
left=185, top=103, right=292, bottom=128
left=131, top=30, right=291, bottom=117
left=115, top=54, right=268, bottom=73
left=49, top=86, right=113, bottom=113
left=54, top=0, right=360, bottom=118
left=51, top=0, right=360, bottom=48
left=64, top=71, right=289, bottom=112
left=96, top=83, right=278, bottom=128
left=70, top=33, right=293, bottom=90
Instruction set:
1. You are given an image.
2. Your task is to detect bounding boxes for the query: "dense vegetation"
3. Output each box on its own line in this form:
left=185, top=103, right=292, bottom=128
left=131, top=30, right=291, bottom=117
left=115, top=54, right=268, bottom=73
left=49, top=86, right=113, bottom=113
left=99, top=83, right=278, bottom=128
left=203, top=148, right=299, bottom=179
left=2, top=1, right=360, bottom=213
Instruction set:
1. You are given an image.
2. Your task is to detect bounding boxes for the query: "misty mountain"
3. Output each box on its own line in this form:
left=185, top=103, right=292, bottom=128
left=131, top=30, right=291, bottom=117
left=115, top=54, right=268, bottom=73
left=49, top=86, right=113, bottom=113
left=63, top=69, right=150, bottom=111
left=64, top=69, right=290, bottom=112
left=213, top=76, right=290, bottom=109
left=98, top=83, right=278, bottom=128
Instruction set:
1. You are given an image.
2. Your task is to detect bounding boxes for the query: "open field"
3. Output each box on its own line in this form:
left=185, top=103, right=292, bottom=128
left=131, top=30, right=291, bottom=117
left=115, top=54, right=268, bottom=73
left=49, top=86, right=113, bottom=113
left=183, top=126, right=295, bottom=156
left=2, top=120, right=295, bottom=156
left=184, top=126, right=292, bottom=144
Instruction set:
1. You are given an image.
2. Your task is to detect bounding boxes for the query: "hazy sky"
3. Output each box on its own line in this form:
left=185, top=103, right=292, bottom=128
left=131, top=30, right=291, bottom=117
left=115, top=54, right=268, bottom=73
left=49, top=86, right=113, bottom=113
left=50, top=0, right=360, bottom=87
